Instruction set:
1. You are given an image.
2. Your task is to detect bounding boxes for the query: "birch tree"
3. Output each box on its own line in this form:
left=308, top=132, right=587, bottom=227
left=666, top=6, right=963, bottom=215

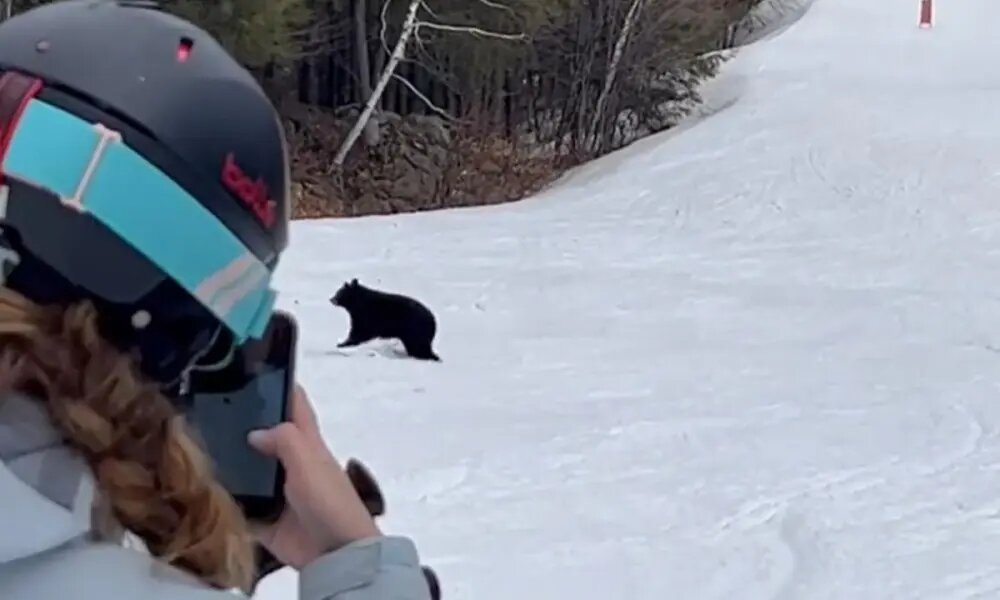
left=333, top=0, right=525, bottom=166
left=588, top=0, right=645, bottom=152
left=333, top=0, right=419, bottom=165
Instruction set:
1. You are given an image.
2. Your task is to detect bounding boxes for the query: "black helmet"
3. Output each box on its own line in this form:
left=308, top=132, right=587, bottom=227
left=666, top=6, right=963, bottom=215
left=0, top=0, right=290, bottom=383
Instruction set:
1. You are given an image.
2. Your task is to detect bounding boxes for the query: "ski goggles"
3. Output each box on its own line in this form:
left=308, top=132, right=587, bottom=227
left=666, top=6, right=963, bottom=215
left=2, top=96, right=277, bottom=340
left=0, top=71, right=281, bottom=382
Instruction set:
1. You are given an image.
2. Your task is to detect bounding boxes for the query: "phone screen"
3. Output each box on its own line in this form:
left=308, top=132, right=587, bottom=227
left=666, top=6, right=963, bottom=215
left=182, top=311, right=296, bottom=520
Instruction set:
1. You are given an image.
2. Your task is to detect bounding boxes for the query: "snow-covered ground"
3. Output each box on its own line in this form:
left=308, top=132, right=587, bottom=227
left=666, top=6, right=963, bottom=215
left=257, top=1, right=1000, bottom=598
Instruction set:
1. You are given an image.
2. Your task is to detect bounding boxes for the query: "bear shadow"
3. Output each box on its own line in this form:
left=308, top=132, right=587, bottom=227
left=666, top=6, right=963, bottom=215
left=314, top=341, right=411, bottom=361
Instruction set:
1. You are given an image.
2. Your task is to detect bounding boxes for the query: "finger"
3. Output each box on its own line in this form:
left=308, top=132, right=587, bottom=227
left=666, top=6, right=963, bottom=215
left=248, top=422, right=304, bottom=465
left=289, top=384, right=323, bottom=440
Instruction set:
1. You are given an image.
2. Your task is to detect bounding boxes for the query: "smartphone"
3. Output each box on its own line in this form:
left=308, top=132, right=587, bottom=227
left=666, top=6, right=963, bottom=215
left=181, top=310, right=297, bottom=523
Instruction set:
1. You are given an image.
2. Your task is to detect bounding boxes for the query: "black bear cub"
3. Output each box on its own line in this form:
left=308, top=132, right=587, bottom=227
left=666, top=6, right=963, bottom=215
left=330, top=278, right=441, bottom=361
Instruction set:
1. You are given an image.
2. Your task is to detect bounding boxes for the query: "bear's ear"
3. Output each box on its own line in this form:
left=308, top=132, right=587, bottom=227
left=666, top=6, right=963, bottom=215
left=350, top=278, right=359, bottom=287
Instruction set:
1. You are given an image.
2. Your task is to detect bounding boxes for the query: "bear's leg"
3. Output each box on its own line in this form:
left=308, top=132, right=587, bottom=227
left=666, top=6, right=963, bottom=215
left=402, top=337, right=441, bottom=361
left=338, top=326, right=374, bottom=348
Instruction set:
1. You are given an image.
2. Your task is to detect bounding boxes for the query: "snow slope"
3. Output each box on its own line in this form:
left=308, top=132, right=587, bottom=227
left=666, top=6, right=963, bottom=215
left=257, top=1, right=1000, bottom=598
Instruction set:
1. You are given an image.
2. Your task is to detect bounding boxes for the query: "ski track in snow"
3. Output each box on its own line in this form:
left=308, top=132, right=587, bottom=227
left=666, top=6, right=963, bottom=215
left=256, top=1, right=1000, bottom=598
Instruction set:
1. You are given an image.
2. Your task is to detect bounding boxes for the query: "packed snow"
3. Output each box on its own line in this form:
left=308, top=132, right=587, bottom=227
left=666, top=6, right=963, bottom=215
left=257, top=0, right=1000, bottom=598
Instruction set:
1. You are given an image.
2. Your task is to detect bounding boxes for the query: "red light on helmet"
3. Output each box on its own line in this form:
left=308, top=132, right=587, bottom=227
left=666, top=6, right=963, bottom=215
left=177, top=38, right=193, bottom=63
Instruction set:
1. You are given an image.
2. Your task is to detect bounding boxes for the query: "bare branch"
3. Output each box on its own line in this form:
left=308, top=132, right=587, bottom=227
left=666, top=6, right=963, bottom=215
left=417, top=0, right=443, bottom=23
left=379, top=0, right=393, bottom=57
left=474, top=0, right=516, bottom=18
left=415, top=20, right=526, bottom=41
left=391, top=73, right=463, bottom=123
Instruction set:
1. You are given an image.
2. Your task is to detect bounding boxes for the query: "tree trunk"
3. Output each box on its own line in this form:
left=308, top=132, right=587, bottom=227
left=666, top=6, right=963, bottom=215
left=354, top=0, right=380, bottom=146
left=589, top=0, right=645, bottom=153
left=334, top=0, right=421, bottom=166
left=306, top=22, right=322, bottom=104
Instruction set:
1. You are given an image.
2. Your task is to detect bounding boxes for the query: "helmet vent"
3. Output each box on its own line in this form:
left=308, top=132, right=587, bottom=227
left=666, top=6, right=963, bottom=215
left=115, top=1, right=164, bottom=9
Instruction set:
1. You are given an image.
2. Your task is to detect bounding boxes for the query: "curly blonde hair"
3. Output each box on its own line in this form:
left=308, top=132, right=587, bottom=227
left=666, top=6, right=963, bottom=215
left=0, top=286, right=255, bottom=591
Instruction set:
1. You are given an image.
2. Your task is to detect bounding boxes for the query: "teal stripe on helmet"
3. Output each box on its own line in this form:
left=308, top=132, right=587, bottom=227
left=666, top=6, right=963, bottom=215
left=2, top=99, right=275, bottom=340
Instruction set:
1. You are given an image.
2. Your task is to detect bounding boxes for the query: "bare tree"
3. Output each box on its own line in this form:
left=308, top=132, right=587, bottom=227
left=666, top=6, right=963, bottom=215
left=1, top=0, right=15, bottom=21
left=334, top=0, right=420, bottom=166
left=589, top=0, right=645, bottom=151
left=333, top=0, right=525, bottom=166
left=354, top=0, right=381, bottom=146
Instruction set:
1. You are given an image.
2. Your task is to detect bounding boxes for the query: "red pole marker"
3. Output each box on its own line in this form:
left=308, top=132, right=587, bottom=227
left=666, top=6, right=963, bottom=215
left=919, top=0, right=933, bottom=28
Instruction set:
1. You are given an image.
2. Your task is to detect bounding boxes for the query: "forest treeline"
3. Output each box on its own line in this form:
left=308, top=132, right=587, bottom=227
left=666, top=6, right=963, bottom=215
left=4, top=0, right=767, bottom=216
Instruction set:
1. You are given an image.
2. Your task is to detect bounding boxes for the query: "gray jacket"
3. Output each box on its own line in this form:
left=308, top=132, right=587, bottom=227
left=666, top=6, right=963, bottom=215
left=0, top=393, right=431, bottom=600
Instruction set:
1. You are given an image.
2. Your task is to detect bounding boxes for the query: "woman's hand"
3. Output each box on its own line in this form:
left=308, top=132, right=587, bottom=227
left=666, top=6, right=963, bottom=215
left=248, top=385, right=381, bottom=569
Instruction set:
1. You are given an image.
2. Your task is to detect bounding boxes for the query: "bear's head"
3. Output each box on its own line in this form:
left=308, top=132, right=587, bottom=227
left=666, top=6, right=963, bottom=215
left=330, top=278, right=361, bottom=307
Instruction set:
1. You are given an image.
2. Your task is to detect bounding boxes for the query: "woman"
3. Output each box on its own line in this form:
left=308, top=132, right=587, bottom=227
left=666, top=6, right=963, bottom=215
left=0, top=1, right=430, bottom=599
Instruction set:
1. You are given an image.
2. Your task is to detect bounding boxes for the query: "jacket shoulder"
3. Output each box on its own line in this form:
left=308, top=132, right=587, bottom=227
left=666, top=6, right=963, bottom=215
left=0, top=541, right=235, bottom=600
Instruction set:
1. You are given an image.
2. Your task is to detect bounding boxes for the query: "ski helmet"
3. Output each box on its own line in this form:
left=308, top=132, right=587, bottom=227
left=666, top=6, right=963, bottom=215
left=0, top=0, right=290, bottom=384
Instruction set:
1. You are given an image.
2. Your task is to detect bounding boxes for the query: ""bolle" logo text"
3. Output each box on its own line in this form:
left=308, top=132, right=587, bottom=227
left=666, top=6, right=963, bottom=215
left=221, top=153, right=276, bottom=228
